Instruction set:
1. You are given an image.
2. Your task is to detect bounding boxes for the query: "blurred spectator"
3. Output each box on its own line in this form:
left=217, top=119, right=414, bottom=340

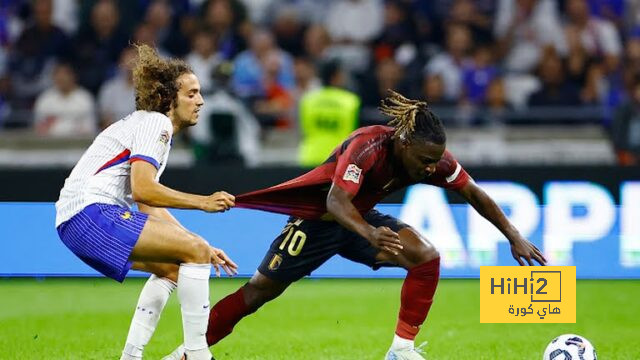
left=447, top=0, right=493, bottom=45
left=272, top=5, right=305, bottom=57
left=186, top=29, right=222, bottom=94
left=580, top=60, right=605, bottom=105
left=97, top=47, right=136, bottom=129
left=587, top=0, right=624, bottom=30
left=611, top=74, right=640, bottom=165
left=623, top=33, right=640, bottom=94
left=0, top=1, right=28, bottom=46
left=494, top=0, right=566, bottom=73
left=201, top=0, right=249, bottom=60
left=191, top=61, right=261, bottom=166
left=325, top=0, right=383, bottom=43
left=462, top=45, right=499, bottom=105
left=564, top=24, right=593, bottom=89
left=9, top=0, right=71, bottom=106
left=52, top=0, right=78, bottom=34
left=528, top=51, right=581, bottom=106
left=292, top=56, right=321, bottom=105
left=303, top=24, right=332, bottom=65
left=33, top=62, right=96, bottom=137
left=564, top=0, right=622, bottom=74
left=131, top=21, right=170, bottom=58
left=479, top=77, right=512, bottom=125
left=298, top=59, right=359, bottom=167
left=0, top=75, right=10, bottom=128
left=421, top=73, right=454, bottom=106
left=424, top=24, right=472, bottom=101
left=145, top=0, right=192, bottom=57
left=361, top=58, right=406, bottom=108
left=232, top=28, right=294, bottom=99
left=72, top=0, right=128, bottom=94
left=373, top=0, right=419, bottom=62
left=325, top=0, right=383, bottom=73
left=240, top=0, right=277, bottom=25
left=252, top=50, right=295, bottom=128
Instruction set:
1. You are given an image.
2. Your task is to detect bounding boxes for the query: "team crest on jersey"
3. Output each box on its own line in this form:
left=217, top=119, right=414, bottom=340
left=268, top=254, right=283, bottom=271
left=121, top=211, right=132, bottom=220
left=158, top=130, right=170, bottom=144
left=343, top=164, right=362, bottom=184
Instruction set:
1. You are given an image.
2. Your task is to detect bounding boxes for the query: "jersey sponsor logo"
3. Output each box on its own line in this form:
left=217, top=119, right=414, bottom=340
left=159, top=130, right=170, bottom=144
left=343, top=164, right=362, bottom=184
left=121, top=211, right=132, bottom=220
left=268, top=254, right=283, bottom=271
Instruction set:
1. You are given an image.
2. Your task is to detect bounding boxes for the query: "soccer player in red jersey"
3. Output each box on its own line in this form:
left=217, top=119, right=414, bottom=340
left=165, top=91, right=546, bottom=360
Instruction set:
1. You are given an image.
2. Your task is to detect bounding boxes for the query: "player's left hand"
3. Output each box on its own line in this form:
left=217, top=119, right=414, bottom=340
left=209, top=246, right=239, bottom=277
left=510, top=237, right=546, bottom=266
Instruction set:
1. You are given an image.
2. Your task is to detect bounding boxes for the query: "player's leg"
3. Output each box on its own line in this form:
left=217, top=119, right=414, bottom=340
left=339, top=210, right=439, bottom=359
left=131, top=216, right=213, bottom=360
left=207, top=217, right=344, bottom=346
left=120, top=262, right=179, bottom=360
left=205, top=271, right=290, bottom=346
left=377, top=227, right=439, bottom=359
left=165, top=217, right=344, bottom=359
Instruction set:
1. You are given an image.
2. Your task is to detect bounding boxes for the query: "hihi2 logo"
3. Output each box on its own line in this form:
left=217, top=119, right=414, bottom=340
left=480, top=266, right=575, bottom=323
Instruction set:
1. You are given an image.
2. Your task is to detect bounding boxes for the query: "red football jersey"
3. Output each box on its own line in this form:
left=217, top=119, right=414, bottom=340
left=236, top=126, right=470, bottom=219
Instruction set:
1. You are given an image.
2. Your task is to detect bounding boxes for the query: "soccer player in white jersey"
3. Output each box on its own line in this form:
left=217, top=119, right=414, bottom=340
left=55, top=44, right=234, bottom=360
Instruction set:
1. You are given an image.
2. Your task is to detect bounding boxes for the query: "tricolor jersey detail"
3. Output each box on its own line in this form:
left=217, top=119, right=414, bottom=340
left=56, top=111, right=173, bottom=227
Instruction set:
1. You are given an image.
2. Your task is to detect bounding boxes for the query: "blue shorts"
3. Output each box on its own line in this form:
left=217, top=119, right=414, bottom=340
left=57, top=203, right=149, bottom=282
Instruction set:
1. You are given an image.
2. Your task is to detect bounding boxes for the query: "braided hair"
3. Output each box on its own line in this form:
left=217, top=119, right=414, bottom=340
left=379, top=89, right=446, bottom=145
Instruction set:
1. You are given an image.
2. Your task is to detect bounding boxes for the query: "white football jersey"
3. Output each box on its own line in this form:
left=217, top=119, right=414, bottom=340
left=55, top=111, right=173, bottom=226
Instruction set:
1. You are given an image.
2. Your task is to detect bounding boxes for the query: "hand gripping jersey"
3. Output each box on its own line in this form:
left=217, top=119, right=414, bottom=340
left=55, top=111, right=173, bottom=227
left=236, top=125, right=470, bottom=219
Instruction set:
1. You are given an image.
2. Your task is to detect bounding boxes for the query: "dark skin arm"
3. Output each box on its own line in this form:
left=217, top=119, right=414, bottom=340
left=326, top=183, right=403, bottom=255
left=456, top=181, right=547, bottom=266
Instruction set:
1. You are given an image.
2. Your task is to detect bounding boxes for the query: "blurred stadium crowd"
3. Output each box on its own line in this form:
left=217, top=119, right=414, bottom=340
left=0, top=0, right=639, bottom=165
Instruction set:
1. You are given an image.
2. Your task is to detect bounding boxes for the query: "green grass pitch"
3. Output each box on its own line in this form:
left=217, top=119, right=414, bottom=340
left=0, top=278, right=638, bottom=359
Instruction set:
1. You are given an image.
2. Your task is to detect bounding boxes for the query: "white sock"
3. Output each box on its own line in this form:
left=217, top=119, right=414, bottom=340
left=121, top=275, right=176, bottom=359
left=177, top=263, right=212, bottom=353
left=390, top=334, right=414, bottom=351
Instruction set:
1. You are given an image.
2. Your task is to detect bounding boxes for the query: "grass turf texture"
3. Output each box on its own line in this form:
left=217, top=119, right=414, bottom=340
left=0, top=278, right=638, bottom=360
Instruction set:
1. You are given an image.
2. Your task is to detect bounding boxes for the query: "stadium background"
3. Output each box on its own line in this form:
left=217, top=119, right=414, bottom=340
left=0, top=0, right=639, bottom=359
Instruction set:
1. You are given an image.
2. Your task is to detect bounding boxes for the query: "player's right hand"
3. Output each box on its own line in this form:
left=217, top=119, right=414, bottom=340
left=368, top=226, right=403, bottom=256
left=201, top=191, right=235, bottom=212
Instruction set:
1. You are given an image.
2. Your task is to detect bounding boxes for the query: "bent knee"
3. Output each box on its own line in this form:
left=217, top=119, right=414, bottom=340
left=244, top=273, right=288, bottom=309
left=182, top=236, right=211, bottom=264
left=400, top=228, right=440, bottom=267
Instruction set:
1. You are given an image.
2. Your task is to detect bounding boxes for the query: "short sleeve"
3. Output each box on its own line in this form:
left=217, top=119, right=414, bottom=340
left=129, top=113, right=172, bottom=169
left=333, top=135, right=382, bottom=195
left=423, top=150, right=471, bottom=190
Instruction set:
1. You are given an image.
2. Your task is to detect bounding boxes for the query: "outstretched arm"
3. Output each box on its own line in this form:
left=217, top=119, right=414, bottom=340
left=326, top=184, right=403, bottom=255
left=131, top=161, right=235, bottom=212
left=456, top=181, right=546, bottom=266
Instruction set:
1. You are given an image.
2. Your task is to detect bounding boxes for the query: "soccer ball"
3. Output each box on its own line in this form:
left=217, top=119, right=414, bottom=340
left=543, top=334, right=597, bottom=360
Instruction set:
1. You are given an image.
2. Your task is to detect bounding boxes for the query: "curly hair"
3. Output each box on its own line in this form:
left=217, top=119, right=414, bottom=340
left=379, top=89, right=446, bottom=145
left=132, top=44, right=193, bottom=114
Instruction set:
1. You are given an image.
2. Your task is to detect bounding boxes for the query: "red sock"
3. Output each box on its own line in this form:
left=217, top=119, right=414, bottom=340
left=206, top=287, right=251, bottom=346
left=395, top=257, right=440, bottom=340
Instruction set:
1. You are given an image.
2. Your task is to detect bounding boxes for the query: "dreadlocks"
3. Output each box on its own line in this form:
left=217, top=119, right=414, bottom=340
left=379, top=89, right=446, bottom=145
